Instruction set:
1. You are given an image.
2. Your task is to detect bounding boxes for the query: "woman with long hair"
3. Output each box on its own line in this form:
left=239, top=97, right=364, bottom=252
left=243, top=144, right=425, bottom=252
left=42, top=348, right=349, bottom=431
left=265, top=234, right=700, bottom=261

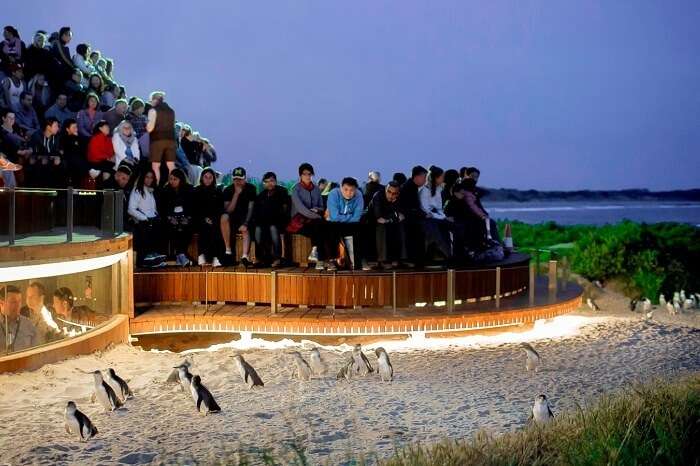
left=72, top=43, right=96, bottom=80
left=128, top=168, right=166, bottom=267
left=193, top=167, right=223, bottom=267
left=26, top=73, right=51, bottom=114
left=158, top=168, right=194, bottom=267
left=418, top=165, right=451, bottom=261
left=112, top=120, right=140, bottom=169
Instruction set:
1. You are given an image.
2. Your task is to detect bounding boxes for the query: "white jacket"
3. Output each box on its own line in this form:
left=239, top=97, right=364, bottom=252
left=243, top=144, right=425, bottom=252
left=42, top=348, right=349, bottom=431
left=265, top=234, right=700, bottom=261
left=419, top=185, right=446, bottom=220
left=112, top=132, right=141, bottom=169
left=128, top=188, right=158, bottom=222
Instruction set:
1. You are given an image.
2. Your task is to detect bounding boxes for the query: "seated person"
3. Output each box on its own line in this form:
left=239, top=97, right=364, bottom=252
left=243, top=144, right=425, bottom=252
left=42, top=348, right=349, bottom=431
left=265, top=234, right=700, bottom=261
left=21, top=281, right=62, bottom=344
left=220, top=167, right=256, bottom=267
left=461, top=177, right=496, bottom=247
left=193, top=167, right=223, bottom=267
left=64, top=69, right=86, bottom=113
left=368, top=181, right=410, bottom=269
left=253, top=171, right=290, bottom=267
left=326, top=177, right=365, bottom=271
left=400, top=165, right=428, bottom=265
left=29, top=117, right=64, bottom=187
left=112, top=120, right=140, bottom=169
left=59, top=118, right=88, bottom=187
left=0, top=108, right=32, bottom=178
left=76, top=92, right=104, bottom=139
left=0, top=285, right=38, bottom=353
left=287, top=163, right=331, bottom=270
left=158, top=168, right=195, bottom=267
left=463, top=167, right=501, bottom=243
left=444, top=183, right=473, bottom=260
left=14, top=91, right=40, bottom=137
left=362, top=170, right=384, bottom=207
left=44, top=93, right=75, bottom=125
left=86, top=120, right=115, bottom=185
left=128, top=169, right=166, bottom=267
left=103, top=99, right=128, bottom=134
left=419, top=165, right=451, bottom=261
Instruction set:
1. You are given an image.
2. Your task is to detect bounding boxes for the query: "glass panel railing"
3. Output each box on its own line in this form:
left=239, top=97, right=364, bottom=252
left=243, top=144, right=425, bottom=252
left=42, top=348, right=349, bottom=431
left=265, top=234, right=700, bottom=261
left=0, top=187, right=124, bottom=247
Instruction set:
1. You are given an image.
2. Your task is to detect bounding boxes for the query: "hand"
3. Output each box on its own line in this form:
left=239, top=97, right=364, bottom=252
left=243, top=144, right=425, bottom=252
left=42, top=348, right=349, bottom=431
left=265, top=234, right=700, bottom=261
left=52, top=156, right=60, bottom=166
left=238, top=224, right=248, bottom=233
left=377, top=218, right=387, bottom=224
left=233, top=185, right=243, bottom=195
left=205, top=217, right=213, bottom=225
left=398, top=213, right=405, bottom=222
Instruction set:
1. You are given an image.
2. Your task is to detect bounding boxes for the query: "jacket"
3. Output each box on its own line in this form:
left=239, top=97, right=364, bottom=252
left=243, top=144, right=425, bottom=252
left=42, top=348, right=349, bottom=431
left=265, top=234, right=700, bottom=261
left=326, top=187, right=363, bottom=223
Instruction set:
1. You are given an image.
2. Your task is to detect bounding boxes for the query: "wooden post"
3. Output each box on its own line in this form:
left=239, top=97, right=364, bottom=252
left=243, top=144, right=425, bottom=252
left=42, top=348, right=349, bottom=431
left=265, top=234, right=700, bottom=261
left=447, top=269, right=455, bottom=313
left=204, top=269, right=209, bottom=314
left=392, top=271, right=397, bottom=316
left=270, top=271, right=277, bottom=315
left=331, top=272, right=336, bottom=315
left=561, top=256, right=569, bottom=291
left=548, top=260, right=558, bottom=293
left=495, top=267, right=501, bottom=309
left=529, top=263, right=536, bottom=305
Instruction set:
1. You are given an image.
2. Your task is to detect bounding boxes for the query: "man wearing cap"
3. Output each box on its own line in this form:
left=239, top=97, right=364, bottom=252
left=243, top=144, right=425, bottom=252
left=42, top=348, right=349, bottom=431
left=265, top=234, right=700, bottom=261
left=220, top=167, right=256, bottom=267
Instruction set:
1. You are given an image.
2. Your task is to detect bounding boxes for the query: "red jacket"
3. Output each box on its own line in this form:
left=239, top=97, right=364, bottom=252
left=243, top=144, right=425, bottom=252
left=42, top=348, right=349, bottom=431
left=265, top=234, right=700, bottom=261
left=87, top=133, right=114, bottom=164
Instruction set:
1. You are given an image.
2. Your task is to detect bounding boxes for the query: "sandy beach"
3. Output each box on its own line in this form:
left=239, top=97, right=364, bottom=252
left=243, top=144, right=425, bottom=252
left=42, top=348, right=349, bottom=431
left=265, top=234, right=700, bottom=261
left=1, top=288, right=699, bottom=465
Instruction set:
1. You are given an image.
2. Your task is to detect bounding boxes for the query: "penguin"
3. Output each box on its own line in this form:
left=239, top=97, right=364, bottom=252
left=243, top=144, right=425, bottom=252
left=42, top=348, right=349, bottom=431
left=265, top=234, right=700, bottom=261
left=673, top=301, right=682, bottom=315
left=629, top=299, right=638, bottom=312
left=336, top=358, right=355, bottom=381
left=683, top=299, right=694, bottom=311
left=309, top=348, right=327, bottom=376
left=673, top=292, right=681, bottom=306
left=289, top=352, right=312, bottom=381
left=531, top=394, right=555, bottom=425
left=352, top=344, right=374, bottom=375
left=232, top=354, right=264, bottom=388
left=680, top=290, right=686, bottom=302
left=642, top=298, right=652, bottom=313
left=166, top=357, right=193, bottom=383
left=374, top=347, right=394, bottom=382
left=667, top=302, right=676, bottom=315
left=521, top=342, right=541, bottom=372
left=188, top=375, right=221, bottom=415
left=64, top=401, right=98, bottom=441
left=174, top=364, right=193, bottom=392
left=106, top=368, right=133, bottom=401
left=644, top=308, right=654, bottom=321
left=586, top=298, right=600, bottom=311
left=92, top=370, right=123, bottom=412
left=659, top=294, right=666, bottom=307
left=593, top=280, right=604, bottom=288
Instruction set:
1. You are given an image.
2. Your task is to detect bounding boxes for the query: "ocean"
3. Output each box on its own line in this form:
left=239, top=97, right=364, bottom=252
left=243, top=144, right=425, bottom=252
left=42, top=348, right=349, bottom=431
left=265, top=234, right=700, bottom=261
left=483, top=201, right=700, bottom=226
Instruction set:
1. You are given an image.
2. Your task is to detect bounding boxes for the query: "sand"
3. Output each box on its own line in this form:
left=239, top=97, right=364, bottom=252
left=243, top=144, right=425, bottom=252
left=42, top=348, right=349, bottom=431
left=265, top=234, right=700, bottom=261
left=1, top=288, right=699, bottom=465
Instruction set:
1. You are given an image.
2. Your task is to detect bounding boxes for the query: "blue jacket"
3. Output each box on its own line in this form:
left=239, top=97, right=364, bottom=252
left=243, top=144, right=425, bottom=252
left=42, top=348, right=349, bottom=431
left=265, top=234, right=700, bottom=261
left=327, top=187, right=363, bottom=223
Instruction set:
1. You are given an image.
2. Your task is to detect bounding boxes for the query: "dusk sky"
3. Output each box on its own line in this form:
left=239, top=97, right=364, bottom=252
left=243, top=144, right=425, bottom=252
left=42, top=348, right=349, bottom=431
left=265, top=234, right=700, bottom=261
left=6, top=1, right=700, bottom=190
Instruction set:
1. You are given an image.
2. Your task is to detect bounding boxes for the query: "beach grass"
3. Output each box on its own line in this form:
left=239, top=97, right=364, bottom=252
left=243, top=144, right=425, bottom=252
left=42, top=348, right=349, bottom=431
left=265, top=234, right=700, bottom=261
left=197, top=374, right=700, bottom=466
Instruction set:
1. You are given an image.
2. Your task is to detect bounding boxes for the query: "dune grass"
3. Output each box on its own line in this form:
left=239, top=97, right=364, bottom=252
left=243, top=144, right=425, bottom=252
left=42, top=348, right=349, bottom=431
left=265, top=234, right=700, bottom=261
left=192, top=374, right=700, bottom=465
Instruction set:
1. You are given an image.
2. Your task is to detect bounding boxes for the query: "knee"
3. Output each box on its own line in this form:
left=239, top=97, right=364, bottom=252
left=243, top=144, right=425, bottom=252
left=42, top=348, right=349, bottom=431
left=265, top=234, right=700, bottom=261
left=220, top=214, right=229, bottom=226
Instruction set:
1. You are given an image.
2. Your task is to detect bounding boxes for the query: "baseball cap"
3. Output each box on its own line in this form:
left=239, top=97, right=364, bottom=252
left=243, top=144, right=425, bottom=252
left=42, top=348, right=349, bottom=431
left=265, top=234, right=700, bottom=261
left=232, top=167, right=246, bottom=179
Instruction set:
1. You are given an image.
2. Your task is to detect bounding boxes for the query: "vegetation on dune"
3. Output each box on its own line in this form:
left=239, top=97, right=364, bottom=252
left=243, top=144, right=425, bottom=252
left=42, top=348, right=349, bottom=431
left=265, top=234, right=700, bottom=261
left=175, top=375, right=700, bottom=465
left=499, top=220, right=700, bottom=301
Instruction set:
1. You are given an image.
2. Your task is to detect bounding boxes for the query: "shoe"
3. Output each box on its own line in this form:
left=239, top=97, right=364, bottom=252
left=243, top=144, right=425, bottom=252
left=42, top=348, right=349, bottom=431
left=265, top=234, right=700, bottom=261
left=143, top=253, right=156, bottom=261
left=176, top=254, right=191, bottom=267
left=361, top=260, right=372, bottom=271
left=150, top=260, right=166, bottom=268
left=271, top=259, right=281, bottom=268
left=326, top=261, right=337, bottom=272
left=212, top=257, right=222, bottom=268
left=400, top=261, right=415, bottom=269
left=197, top=254, right=207, bottom=266
left=315, top=261, right=325, bottom=271
left=380, top=262, right=393, bottom=270
left=240, top=256, right=252, bottom=268
left=307, top=246, right=319, bottom=262
left=0, top=157, right=21, bottom=171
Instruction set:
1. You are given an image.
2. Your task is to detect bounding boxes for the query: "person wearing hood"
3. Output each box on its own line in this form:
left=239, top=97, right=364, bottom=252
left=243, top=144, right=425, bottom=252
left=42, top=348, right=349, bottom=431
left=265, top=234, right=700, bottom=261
left=112, top=119, right=140, bottom=169
left=326, top=177, right=365, bottom=270
left=194, top=167, right=223, bottom=267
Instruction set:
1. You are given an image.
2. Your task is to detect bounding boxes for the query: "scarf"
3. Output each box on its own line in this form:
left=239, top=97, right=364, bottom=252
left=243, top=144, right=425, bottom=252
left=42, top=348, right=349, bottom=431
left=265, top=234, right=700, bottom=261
left=300, top=180, right=315, bottom=191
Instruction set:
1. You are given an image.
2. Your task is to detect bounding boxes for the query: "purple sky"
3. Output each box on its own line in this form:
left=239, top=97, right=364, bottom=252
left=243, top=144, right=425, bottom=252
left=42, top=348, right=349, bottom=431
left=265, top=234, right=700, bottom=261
left=6, top=1, right=700, bottom=190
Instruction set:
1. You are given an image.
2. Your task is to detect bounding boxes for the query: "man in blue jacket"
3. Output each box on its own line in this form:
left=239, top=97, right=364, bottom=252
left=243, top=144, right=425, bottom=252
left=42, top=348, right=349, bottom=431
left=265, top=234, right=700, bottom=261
left=326, top=177, right=365, bottom=271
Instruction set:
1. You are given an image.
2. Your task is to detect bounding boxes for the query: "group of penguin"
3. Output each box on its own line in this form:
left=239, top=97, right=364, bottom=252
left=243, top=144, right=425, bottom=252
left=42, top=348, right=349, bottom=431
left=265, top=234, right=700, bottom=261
left=63, top=344, right=394, bottom=441
left=639, top=291, right=700, bottom=318
left=64, top=341, right=556, bottom=442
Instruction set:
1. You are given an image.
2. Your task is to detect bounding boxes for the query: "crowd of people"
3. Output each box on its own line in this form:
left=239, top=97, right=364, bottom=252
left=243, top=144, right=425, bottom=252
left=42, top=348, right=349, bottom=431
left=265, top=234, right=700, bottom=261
left=0, top=25, right=216, bottom=189
left=1, top=283, right=98, bottom=354
left=125, top=162, right=502, bottom=271
left=0, top=24, right=504, bottom=271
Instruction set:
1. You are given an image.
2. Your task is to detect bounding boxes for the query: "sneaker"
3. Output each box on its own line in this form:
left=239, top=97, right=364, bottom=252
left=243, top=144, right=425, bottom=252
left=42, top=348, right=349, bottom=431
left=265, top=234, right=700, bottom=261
left=240, top=256, right=252, bottom=268
left=326, top=261, right=337, bottom=272
left=150, top=260, right=167, bottom=268
left=212, top=257, right=222, bottom=268
left=176, top=254, right=191, bottom=267
left=307, top=246, right=319, bottom=262
left=315, top=261, right=325, bottom=271
left=361, top=260, right=372, bottom=271
left=88, top=169, right=100, bottom=179
left=271, top=259, right=282, bottom=268
left=380, top=262, right=393, bottom=270
left=400, top=261, right=415, bottom=269
left=143, top=253, right=156, bottom=261
left=197, top=254, right=207, bottom=266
